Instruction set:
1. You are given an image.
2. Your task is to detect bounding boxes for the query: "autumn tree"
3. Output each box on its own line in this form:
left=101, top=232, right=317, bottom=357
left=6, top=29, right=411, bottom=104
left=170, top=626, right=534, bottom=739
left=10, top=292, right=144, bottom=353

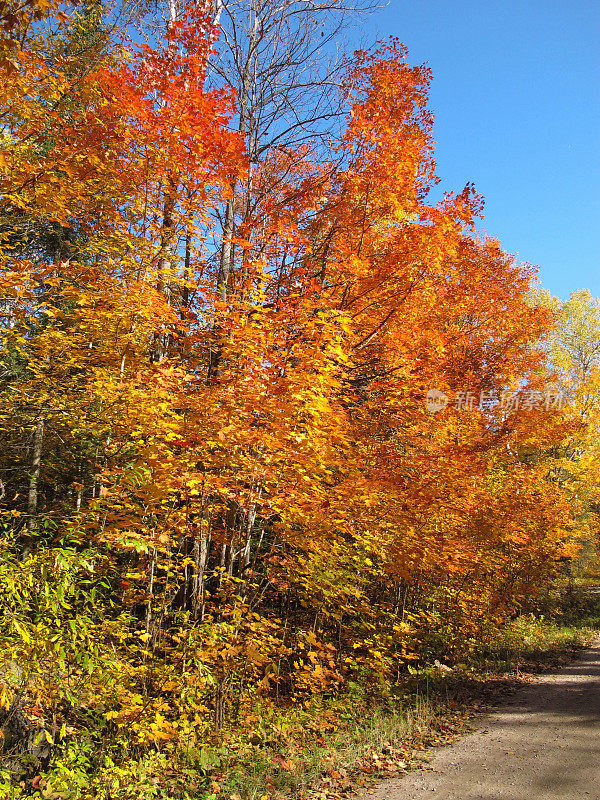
left=0, top=4, right=588, bottom=791
left=540, top=289, right=600, bottom=571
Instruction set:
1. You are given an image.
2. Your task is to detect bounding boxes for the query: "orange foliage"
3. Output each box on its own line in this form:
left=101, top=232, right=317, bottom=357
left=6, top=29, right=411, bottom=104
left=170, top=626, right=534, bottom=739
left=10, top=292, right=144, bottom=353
left=0, top=8, right=584, bottom=777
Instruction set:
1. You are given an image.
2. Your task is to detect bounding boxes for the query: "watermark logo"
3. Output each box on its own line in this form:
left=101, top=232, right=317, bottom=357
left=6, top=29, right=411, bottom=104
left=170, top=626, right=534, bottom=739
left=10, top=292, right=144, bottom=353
left=426, top=388, right=449, bottom=413
left=426, top=388, right=564, bottom=413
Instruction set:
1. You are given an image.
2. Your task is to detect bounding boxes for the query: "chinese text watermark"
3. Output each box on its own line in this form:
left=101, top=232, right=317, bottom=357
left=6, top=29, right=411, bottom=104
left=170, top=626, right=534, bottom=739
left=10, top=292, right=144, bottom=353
left=426, top=388, right=564, bottom=414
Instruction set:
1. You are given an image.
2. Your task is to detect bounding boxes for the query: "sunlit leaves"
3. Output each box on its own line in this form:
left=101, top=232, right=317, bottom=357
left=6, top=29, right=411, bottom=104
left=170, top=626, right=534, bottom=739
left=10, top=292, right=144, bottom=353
left=0, top=5, right=589, bottom=789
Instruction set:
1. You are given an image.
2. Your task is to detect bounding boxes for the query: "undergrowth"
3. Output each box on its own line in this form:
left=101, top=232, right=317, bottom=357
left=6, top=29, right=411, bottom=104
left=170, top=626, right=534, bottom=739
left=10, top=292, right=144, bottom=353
left=5, top=587, right=599, bottom=800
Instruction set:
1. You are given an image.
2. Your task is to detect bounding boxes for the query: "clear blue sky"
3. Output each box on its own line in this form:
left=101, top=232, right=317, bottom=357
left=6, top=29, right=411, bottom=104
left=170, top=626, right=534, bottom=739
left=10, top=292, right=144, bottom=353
left=364, top=0, right=600, bottom=300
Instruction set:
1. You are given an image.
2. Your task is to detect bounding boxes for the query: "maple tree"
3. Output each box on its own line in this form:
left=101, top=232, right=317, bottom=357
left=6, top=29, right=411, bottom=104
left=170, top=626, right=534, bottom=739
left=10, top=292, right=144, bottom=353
left=0, top=2, right=592, bottom=796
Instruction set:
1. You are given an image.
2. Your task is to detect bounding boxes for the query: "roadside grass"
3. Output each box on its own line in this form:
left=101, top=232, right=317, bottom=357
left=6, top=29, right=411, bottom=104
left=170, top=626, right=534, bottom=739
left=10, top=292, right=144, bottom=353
left=477, top=613, right=595, bottom=674
left=201, top=694, right=440, bottom=800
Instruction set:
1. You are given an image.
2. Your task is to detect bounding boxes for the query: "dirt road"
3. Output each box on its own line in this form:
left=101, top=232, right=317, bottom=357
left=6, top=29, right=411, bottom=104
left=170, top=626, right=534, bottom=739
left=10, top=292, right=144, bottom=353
left=368, top=644, right=600, bottom=799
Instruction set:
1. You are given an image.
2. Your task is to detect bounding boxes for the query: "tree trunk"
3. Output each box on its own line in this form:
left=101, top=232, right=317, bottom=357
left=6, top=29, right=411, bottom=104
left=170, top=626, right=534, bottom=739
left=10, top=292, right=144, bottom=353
left=26, top=416, right=44, bottom=535
left=192, top=510, right=210, bottom=619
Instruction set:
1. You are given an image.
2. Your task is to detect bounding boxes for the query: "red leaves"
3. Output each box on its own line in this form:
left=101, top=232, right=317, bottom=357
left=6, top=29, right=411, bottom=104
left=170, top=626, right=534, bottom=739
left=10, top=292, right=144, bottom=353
left=272, top=754, right=294, bottom=771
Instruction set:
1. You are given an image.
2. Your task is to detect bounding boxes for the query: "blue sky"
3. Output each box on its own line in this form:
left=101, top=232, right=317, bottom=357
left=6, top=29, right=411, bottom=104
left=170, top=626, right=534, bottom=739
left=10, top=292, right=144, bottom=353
left=363, top=1, right=600, bottom=300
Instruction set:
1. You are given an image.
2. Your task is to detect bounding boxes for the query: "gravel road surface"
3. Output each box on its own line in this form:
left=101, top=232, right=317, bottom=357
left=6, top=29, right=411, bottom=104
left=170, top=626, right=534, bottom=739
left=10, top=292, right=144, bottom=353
left=367, top=644, right=600, bottom=799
